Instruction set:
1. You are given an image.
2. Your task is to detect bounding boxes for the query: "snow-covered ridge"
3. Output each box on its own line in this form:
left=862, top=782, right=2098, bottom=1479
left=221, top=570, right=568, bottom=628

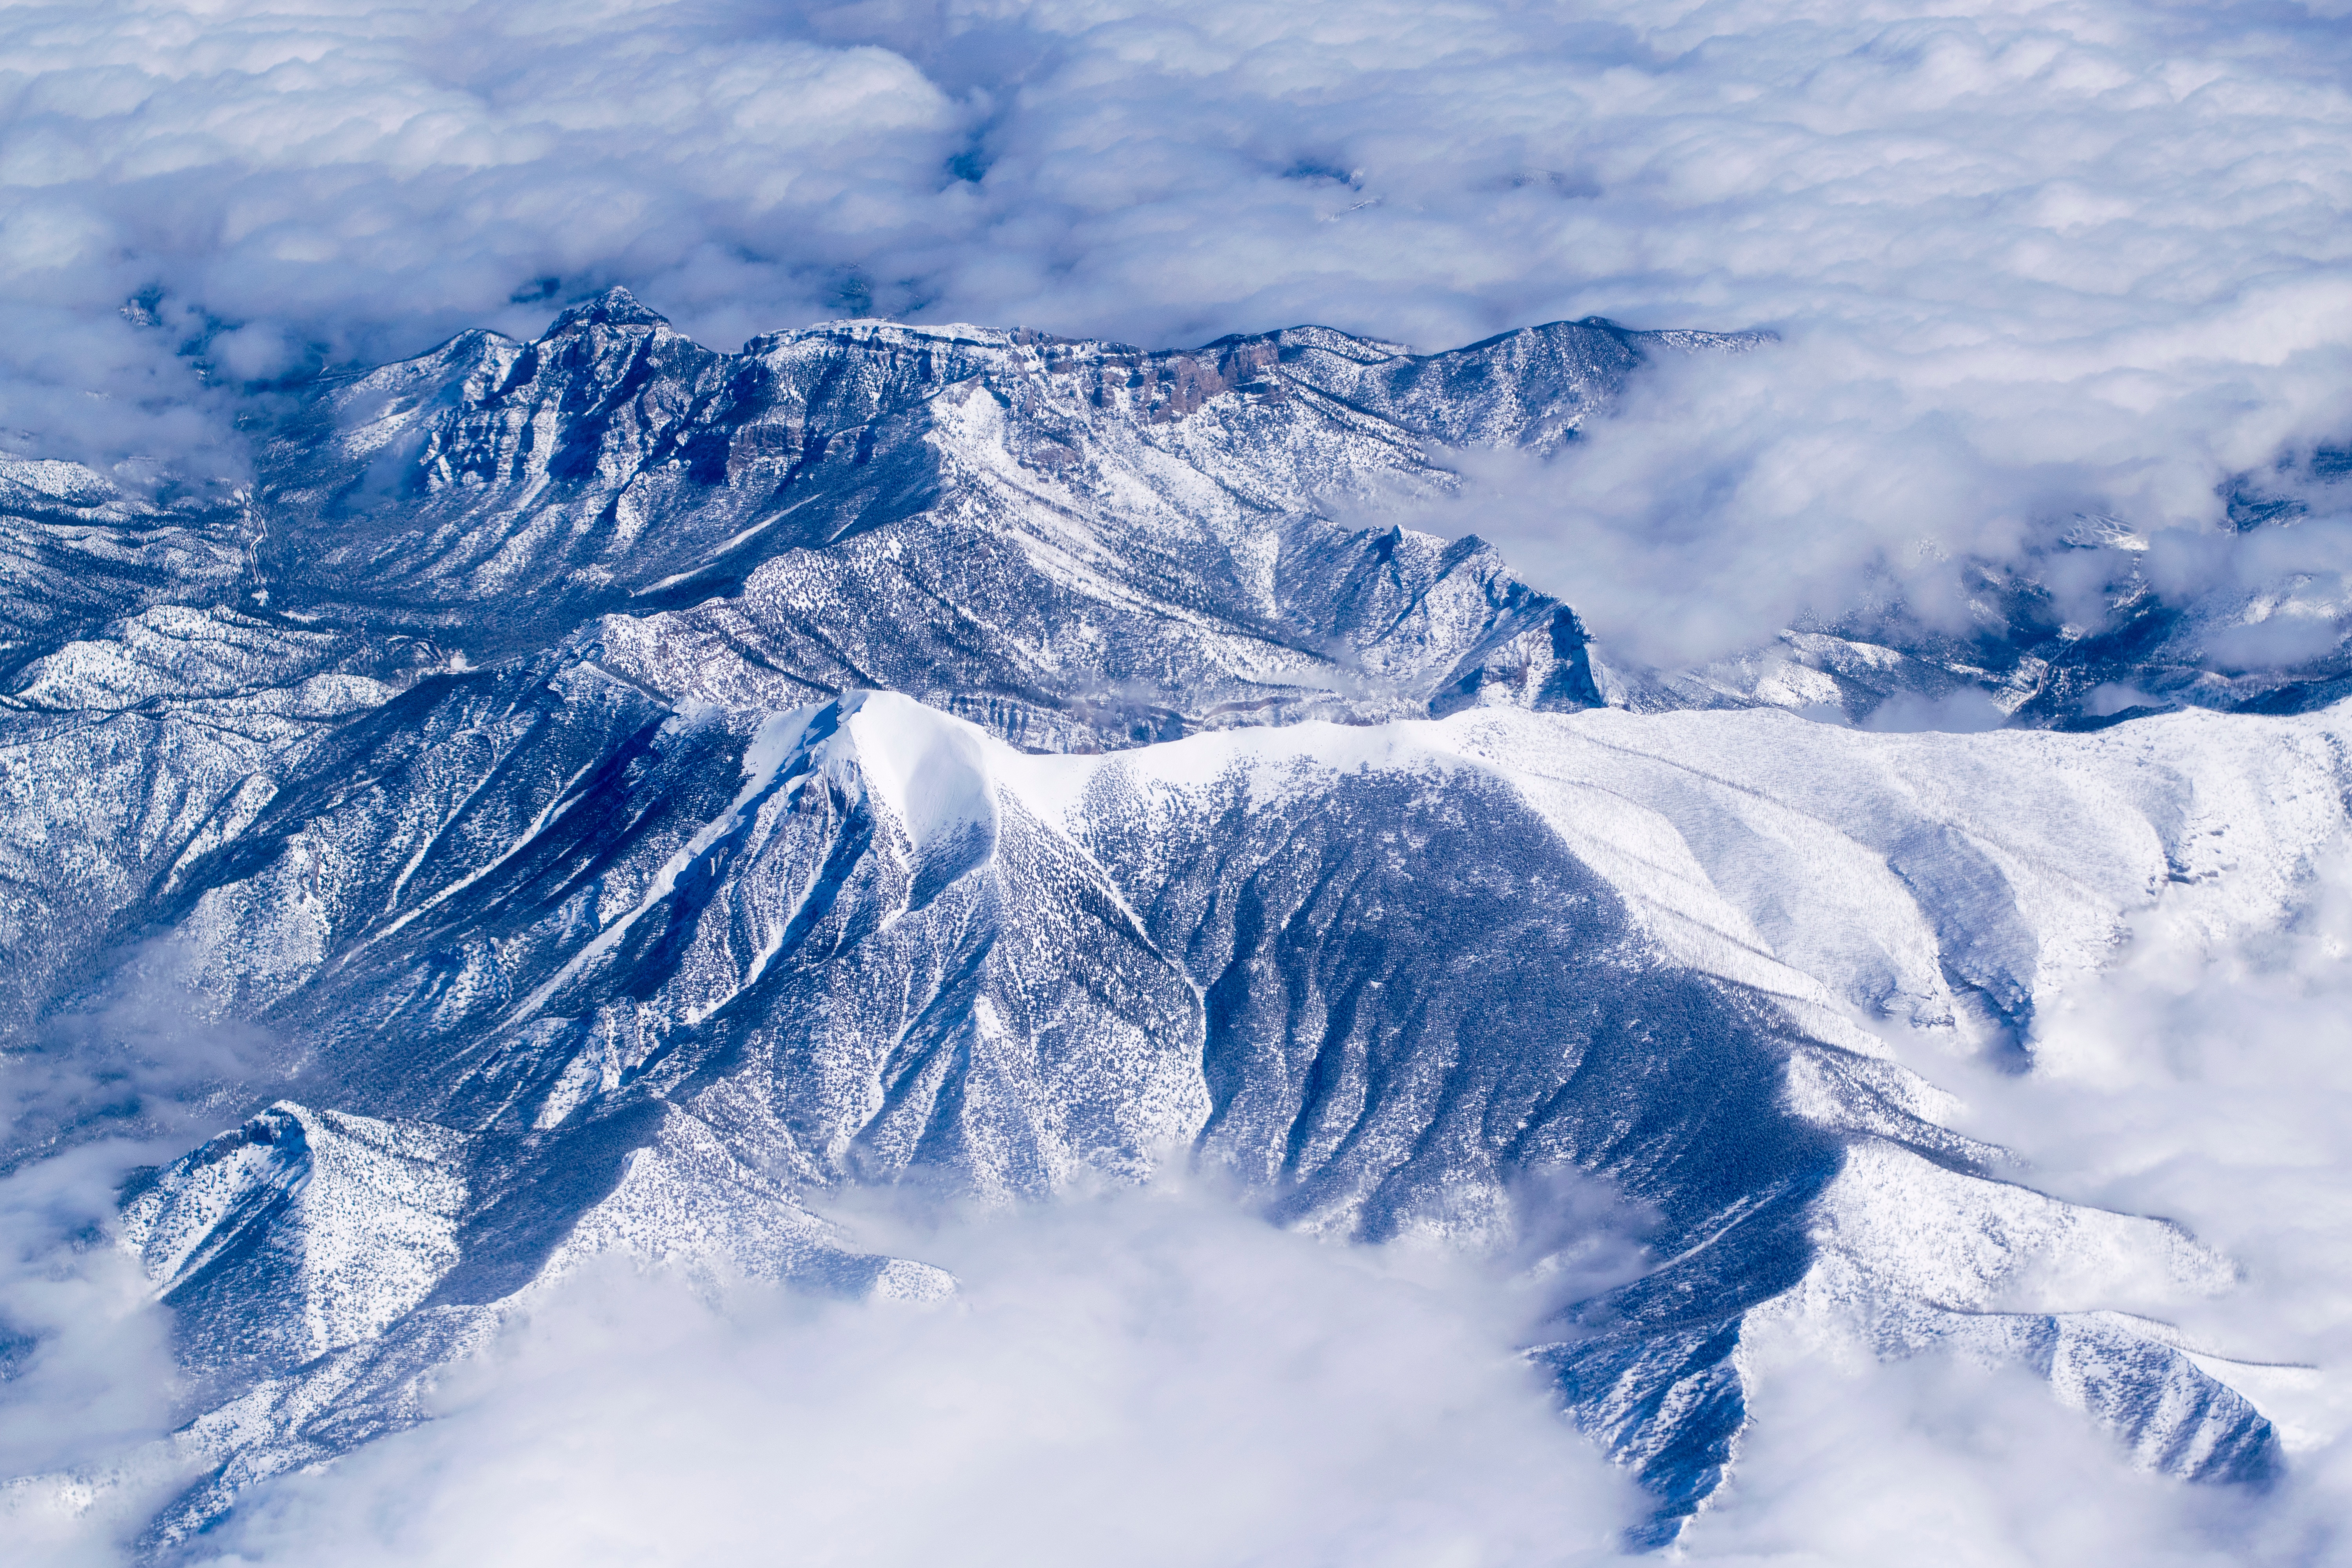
left=63, top=681, right=2344, bottom=1544
left=2, top=290, right=2346, bottom=1551
left=242, top=286, right=1674, bottom=752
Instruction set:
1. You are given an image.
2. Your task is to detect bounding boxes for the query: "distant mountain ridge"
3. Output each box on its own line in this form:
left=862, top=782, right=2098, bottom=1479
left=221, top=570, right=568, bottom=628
left=245, top=289, right=1692, bottom=750
left=12, top=288, right=2342, bottom=759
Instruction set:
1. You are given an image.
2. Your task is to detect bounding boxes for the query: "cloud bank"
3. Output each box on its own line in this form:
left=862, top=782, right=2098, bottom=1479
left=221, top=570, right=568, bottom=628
left=4, top=0, right=2351, bottom=660
left=192, top=1183, right=1646, bottom=1568
left=0, top=1140, right=194, bottom=1568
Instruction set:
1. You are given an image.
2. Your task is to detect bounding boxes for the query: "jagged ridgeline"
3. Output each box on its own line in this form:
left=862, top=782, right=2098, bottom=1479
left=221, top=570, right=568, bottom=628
left=0, top=292, right=2335, bottom=1552
left=252, top=289, right=1685, bottom=748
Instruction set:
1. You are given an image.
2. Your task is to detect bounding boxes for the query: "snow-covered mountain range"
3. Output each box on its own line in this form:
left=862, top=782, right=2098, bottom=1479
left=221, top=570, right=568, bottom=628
left=3, top=290, right=2345, bottom=1552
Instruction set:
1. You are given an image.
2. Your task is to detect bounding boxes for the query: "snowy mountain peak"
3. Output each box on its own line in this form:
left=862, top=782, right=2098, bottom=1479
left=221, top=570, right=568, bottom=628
left=547, top=285, right=672, bottom=332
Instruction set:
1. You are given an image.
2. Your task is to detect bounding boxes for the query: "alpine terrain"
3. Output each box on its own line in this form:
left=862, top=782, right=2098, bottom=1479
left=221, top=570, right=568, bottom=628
left=3, top=288, right=2346, bottom=1552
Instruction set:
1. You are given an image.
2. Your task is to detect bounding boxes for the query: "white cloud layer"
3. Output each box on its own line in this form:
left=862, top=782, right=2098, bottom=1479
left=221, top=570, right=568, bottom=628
left=4, top=0, right=2351, bottom=657
left=192, top=1183, right=1648, bottom=1568
left=0, top=1140, right=198, bottom=1568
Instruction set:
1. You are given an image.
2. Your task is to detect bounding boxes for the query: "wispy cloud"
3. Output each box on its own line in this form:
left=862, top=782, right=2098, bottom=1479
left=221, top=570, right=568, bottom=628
left=0, top=1140, right=194, bottom=1568
left=3, top=942, right=280, bottom=1170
